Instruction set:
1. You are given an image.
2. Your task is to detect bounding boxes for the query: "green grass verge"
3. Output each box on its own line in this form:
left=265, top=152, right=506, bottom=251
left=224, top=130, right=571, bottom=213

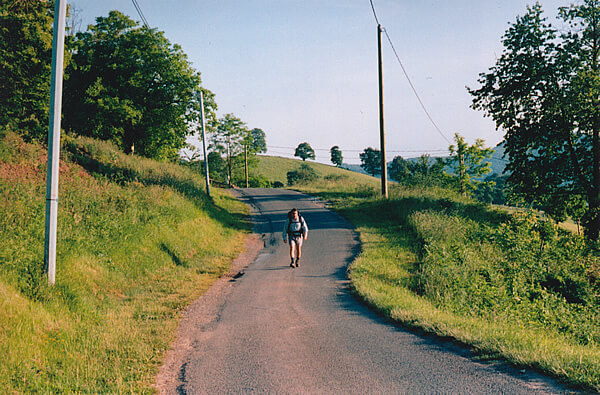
left=0, top=131, right=250, bottom=392
left=338, top=193, right=600, bottom=391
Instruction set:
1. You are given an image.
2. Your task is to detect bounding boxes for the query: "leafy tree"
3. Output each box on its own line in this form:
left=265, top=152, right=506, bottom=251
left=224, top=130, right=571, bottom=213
left=330, top=145, right=343, bottom=167
left=389, top=154, right=446, bottom=184
left=210, top=113, right=248, bottom=186
left=63, top=11, right=215, bottom=160
left=388, top=156, right=411, bottom=181
left=473, top=173, right=508, bottom=205
left=411, top=154, right=446, bottom=178
left=447, top=133, right=493, bottom=196
left=0, top=1, right=56, bottom=140
left=249, top=128, right=267, bottom=154
left=206, top=151, right=226, bottom=183
left=469, top=2, right=600, bottom=239
left=359, top=147, right=381, bottom=177
left=294, top=142, right=315, bottom=161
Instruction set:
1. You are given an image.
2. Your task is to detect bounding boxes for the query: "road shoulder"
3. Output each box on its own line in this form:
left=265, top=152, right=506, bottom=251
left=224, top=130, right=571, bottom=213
left=154, top=233, right=264, bottom=394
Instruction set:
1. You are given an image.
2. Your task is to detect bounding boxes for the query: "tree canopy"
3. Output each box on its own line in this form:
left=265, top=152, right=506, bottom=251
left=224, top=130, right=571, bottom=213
left=294, top=142, right=315, bottom=161
left=249, top=128, right=267, bottom=154
left=330, top=146, right=343, bottom=167
left=210, top=113, right=248, bottom=185
left=447, top=133, right=493, bottom=196
left=0, top=0, right=56, bottom=140
left=360, top=147, right=381, bottom=177
left=63, top=11, right=216, bottom=160
left=469, top=1, right=600, bottom=238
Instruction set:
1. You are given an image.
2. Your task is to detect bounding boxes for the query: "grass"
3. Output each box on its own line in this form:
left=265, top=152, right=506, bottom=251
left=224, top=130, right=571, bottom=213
left=338, top=191, right=600, bottom=391
left=254, top=156, right=600, bottom=391
left=0, top=131, right=250, bottom=392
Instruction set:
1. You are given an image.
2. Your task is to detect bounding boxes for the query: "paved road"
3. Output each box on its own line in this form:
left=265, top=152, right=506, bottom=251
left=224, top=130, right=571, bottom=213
left=180, top=188, right=568, bottom=394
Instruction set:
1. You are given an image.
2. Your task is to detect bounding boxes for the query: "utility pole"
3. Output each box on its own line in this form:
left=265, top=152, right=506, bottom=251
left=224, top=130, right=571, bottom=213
left=44, top=0, right=68, bottom=285
left=377, top=24, right=388, bottom=198
left=244, top=144, right=249, bottom=188
left=199, top=91, right=211, bottom=198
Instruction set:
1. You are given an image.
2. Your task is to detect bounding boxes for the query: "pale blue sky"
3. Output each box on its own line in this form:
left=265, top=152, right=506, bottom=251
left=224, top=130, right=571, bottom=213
left=76, top=0, right=567, bottom=164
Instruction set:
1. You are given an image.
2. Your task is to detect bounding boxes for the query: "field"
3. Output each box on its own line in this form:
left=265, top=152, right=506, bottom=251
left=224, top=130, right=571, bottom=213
left=0, top=131, right=250, bottom=392
left=257, top=156, right=600, bottom=391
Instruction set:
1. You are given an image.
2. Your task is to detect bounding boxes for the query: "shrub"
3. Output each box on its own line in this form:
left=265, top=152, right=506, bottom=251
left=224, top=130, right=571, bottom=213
left=287, top=164, right=319, bottom=186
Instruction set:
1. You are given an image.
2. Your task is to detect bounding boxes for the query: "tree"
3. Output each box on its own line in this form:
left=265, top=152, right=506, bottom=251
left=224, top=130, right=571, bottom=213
left=388, top=156, right=411, bottom=181
left=469, top=2, right=600, bottom=239
left=63, top=11, right=215, bottom=160
left=294, top=142, right=315, bottom=161
left=447, top=133, right=493, bottom=196
left=360, top=147, right=381, bottom=177
left=410, top=154, right=445, bottom=178
left=330, top=145, right=343, bottom=167
left=0, top=1, right=56, bottom=140
left=249, top=128, right=267, bottom=154
left=210, top=113, right=247, bottom=186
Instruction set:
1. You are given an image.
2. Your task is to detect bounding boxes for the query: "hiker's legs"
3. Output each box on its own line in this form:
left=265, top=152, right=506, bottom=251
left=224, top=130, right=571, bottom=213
left=292, top=237, right=303, bottom=262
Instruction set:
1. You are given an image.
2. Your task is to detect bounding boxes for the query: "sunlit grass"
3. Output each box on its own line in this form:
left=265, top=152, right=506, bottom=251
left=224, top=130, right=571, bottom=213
left=0, top=132, right=249, bottom=392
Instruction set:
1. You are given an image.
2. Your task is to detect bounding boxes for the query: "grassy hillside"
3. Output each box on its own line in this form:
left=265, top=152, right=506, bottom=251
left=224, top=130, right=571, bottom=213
left=0, top=130, right=249, bottom=392
left=257, top=158, right=600, bottom=391
left=257, top=155, right=380, bottom=194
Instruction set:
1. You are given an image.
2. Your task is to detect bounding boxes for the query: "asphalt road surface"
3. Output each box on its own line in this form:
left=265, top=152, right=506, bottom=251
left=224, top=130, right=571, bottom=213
left=179, top=188, right=570, bottom=394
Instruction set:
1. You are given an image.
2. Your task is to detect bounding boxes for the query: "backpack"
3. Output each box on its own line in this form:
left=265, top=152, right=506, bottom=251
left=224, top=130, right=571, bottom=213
left=287, top=210, right=305, bottom=237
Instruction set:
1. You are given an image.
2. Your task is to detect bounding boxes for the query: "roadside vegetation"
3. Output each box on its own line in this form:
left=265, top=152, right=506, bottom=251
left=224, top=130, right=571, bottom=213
left=0, top=130, right=249, bottom=392
left=257, top=155, right=600, bottom=391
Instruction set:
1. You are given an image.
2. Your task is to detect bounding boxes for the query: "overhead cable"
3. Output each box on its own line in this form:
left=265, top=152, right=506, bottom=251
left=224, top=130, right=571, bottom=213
left=131, top=0, right=150, bottom=28
left=368, top=0, right=452, bottom=145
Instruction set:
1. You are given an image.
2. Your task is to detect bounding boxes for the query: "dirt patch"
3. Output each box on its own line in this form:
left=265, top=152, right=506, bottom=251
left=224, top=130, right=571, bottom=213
left=154, top=233, right=264, bottom=394
left=0, top=162, right=43, bottom=183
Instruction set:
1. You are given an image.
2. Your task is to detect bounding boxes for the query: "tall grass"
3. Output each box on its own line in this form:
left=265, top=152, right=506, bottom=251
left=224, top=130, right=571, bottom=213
left=0, top=131, right=249, bottom=392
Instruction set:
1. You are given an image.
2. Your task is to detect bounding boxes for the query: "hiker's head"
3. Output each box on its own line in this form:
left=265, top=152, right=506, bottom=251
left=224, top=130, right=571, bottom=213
left=289, top=208, right=299, bottom=220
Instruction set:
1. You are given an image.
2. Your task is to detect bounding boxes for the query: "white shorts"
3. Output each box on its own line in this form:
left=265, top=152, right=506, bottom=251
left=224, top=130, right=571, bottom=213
left=289, top=234, right=303, bottom=247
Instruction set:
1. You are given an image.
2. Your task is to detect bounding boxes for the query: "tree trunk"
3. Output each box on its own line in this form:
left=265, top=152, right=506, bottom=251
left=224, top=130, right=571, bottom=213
left=459, top=151, right=466, bottom=196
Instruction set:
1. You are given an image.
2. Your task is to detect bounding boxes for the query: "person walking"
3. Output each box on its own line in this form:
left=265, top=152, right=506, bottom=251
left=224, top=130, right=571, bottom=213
left=283, top=208, right=308, bottom=268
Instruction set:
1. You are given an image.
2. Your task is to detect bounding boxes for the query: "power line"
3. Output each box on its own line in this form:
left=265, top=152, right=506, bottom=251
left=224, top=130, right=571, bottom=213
left=368, top=1, right=452, bottom=145
left=369, top=0, right=380, bottom=25
left=267, top=145, right=449, bottom=154
left=131, top=0, right=150, bottom=28
left=382, top=29, right=451, bottom=145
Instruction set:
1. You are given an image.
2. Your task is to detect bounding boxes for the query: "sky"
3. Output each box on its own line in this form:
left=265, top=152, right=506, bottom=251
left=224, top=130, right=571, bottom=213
left=75, top=0, right=568, bottom=164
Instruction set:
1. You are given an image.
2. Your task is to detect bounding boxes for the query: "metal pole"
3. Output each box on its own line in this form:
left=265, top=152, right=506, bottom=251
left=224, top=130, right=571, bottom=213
left=377, top=24, right=388, bottom=198
left=199, top=91, right=211, bottom=198
left=44, top=0, right=68, bottom=285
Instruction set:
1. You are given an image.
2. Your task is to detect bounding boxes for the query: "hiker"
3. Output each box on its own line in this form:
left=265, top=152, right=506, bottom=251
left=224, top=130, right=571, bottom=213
left=283, top=208, right=308, bottom=268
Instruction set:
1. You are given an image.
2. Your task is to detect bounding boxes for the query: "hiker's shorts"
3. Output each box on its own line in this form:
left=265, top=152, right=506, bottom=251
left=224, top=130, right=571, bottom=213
left=289, top=234, right=303, bottom=247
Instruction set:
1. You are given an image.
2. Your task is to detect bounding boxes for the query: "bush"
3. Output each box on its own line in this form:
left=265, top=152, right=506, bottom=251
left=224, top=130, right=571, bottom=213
left=247, top=174, right=271, bottom=188
left=287, top=164, right=319, bottom=186
left=273, top=181, right=284, bottom=188
left=411, top=207, right=600, bottom=345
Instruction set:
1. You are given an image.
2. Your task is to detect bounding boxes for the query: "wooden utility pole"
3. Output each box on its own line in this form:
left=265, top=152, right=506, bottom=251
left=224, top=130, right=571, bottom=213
left=199, top=91, right=211, bottom=198
left=377, top=24, right=388, bottom=198
left=244, top=145, right=249, bottom=188
left=44, top=0, right=67, bottom=285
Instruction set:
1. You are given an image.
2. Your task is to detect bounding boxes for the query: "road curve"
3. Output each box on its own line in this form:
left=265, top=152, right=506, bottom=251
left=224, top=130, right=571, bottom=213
left=178, top=188, right=568, bottom=394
